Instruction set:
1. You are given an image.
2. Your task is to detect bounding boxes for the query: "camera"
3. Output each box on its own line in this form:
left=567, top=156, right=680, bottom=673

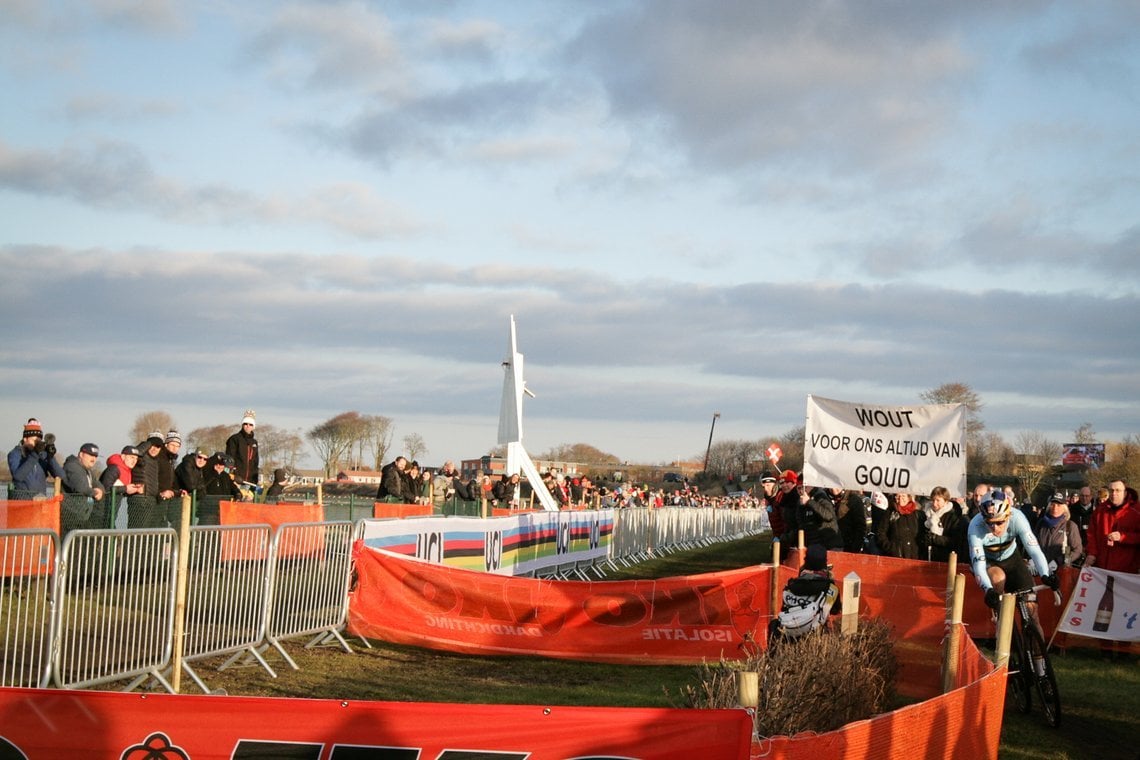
left=36, top=432, right=57, bottom=457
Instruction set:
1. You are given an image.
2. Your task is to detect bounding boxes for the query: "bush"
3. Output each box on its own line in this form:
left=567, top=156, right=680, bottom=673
left=674, top=619, right=897, bottom=738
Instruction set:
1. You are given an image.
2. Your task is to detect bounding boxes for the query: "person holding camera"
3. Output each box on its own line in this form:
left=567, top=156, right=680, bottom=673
left=7, top=418, right=64, bottom=499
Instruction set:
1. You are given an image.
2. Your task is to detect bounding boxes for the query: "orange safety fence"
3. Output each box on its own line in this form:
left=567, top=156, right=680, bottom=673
left=372, top=502, right=434, bottom=519
left=751, top=630, right=1005, bottom=760
left=0, top=498, right=60, bottom=577
left=219, top=501, right=324, bottom=560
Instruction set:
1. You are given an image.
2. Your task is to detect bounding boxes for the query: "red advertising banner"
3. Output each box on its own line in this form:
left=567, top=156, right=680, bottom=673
left=372, top=502, right=434, bottom=519
left=0, top=497, right=60, bottom=532
left=0, top=687, right=752, bottom=760
left=219, top=502, right=325, bottom=561
left=0, top=499, right=59, bottom=577
left=347, top=542, right=773, bottom=664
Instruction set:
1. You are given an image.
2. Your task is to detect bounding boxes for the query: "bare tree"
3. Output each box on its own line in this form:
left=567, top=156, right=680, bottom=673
left=131, top=410, right=176, bottom=443
left=187, top=424, right=230, bottom=456
left=308, top=412, right=364, bottom=479
left=702, top=439, right=759, bottom=479
left=258, top=424, right=305, bottom=474
left=1013, top=430, right=1062, bottom=500
left=362, top=414, right=395, bottom=471
left=403, top=433, right=427, bottom=462
left=1072, top=422, right=1097, bottom=444
left=921, top=382, right=985, bottom=438
left=777, top=426, right=806, bottom=474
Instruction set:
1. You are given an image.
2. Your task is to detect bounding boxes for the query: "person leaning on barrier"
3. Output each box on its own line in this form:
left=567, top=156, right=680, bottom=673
left=100, top=445, right=144, bottom=497
left=200, top=453, right=245, bottom=524
left=61, top=442, right=106, bottom=530
left=7, top=417, right=64, bottom=499
left=175, top=448, right=209, bottom=502
left=265, top=468, right=288, bottom=503
left=377, top=455, right=408, bottom=503
left=127, top=435, right=166, bottom=528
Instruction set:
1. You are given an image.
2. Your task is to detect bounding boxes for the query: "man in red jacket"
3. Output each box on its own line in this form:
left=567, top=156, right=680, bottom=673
left=1085, top=480, right=1140, bottom=573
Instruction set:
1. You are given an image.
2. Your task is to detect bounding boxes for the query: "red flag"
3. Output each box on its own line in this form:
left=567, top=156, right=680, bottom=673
left=766, top=443, right=783, bottom=466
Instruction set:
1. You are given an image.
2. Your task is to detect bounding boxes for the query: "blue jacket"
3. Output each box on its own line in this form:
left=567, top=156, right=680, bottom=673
left=7, top=444, right=65, bottom=497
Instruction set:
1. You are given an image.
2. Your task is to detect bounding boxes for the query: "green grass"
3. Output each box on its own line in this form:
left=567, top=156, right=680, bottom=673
left=198, top=534, right=1137, bottom=758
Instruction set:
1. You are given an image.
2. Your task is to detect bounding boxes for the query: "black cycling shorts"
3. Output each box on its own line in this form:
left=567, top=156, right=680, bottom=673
left=989, top=554, right=1034, bottom=594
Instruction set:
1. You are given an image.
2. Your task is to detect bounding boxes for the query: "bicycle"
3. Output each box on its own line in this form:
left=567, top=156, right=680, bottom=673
left=1004, top=583, right=1062, bottom=728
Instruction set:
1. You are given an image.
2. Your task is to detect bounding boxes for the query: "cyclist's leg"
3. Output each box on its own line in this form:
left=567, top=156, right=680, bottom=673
left=1000, top=557, right=1042, bottom=637
left=986, top=564, right=1007, bottom=595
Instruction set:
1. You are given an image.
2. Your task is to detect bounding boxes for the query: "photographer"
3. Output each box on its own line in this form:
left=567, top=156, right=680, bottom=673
left=6, top=418, right=64, bottom=499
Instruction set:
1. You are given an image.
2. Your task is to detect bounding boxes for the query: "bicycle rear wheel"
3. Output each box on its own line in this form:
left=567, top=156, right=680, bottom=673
left=1007, top=622, right=1032, bottom=714
left=1024, top=623, right=1062, bottom=727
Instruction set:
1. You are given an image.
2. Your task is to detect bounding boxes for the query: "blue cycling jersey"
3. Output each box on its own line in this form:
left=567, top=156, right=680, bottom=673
left=966, top=509, right=1050, bottom=591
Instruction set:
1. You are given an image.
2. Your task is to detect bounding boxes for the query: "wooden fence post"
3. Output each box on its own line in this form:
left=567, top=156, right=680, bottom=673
left=994, top=592, right=1017, bottom=668
left=941, top=573, right=966, bottom=693
left=841, top=571, right=861, bottom=636
left=171, top=494, right=192, bottom=693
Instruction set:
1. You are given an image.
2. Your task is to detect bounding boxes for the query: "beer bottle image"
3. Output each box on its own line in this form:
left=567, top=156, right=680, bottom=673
left=1092, top=576, right=1115, bottom=633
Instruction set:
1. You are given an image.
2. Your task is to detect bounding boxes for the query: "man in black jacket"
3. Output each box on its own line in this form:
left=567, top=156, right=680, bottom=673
left=225, top=410, right=260, bottom=487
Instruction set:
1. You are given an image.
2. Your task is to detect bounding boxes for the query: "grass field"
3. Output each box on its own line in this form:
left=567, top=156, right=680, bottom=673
left=201, top=535, right=1138, bottom=759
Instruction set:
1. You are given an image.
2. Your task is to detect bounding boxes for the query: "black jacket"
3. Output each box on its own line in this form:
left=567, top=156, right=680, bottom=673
left=877, top=505, right=921, bottom=559
left=225, top=430, right=259, bottom=485
left=175, top=455, right=207, bottom=498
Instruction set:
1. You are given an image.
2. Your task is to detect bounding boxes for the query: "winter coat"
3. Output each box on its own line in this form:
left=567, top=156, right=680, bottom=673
left=61, top=454, right=100, bottom=498
left=795, top=489, right=844, bottom=549
left=1086, top=497, right=1140, bottom=573
left=833, top=490, right=868, bottom=553
left=99, top=454, right=135, bottom=493
left=175, top=455, right=207, bottom=498
left=920, top=503, right=965, bottom=563
left=1036, top=517, right=1083, bottom=568
left=225, top=430, right=259, bottom=485
left=877, top=504, right=921, bottom=559
left=7, top=443, right=64, bottom=497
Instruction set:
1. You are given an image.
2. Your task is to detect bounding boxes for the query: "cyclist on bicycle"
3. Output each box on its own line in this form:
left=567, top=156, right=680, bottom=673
left=967, top=488, right=1058, bottom=628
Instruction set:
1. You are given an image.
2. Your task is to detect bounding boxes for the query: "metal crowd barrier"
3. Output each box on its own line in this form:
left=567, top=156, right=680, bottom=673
left=0, top=529, right=58, bottom=688
left=262, top=521, right=356, bottom=670
left=175, top=524, right=275, bottom=694
left=52, top=528, right=179, bottom=691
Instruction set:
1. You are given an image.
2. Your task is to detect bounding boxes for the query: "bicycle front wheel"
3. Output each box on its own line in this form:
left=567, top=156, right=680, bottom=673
left=1007, top=622, right=1032, bottom=714
left=1024, top=623, right=1062, bottom=727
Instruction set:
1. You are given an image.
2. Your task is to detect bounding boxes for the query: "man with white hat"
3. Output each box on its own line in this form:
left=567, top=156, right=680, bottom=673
left=225, top=410, right=260, bottom=487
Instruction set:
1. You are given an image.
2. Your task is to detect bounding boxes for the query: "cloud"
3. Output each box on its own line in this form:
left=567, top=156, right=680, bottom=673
left=566, top=1, right=979, bottom=178
left=250, top=1, right=407, bottom=93
left=0, top=139, right=424, bottom=238
left=91, top=0, right=184, bottom=34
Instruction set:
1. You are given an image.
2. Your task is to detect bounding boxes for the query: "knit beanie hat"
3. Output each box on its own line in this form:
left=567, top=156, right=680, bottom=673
left=23, top=418, right=43, bottom=438
left=165, top=430, right=182, bottom=446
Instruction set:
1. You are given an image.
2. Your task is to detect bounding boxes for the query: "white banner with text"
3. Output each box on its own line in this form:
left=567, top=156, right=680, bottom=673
left=1057, top=567, right=1140, bottom=642
left=803, top=395, right=967, bottom=496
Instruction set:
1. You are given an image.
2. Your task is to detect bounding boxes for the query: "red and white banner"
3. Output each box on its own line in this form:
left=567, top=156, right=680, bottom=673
left=803, top=395, right=967, bottom=495
left=1057, top=567, right=1140, bottom=642
left=0, top=686, right=752, bottom=760
left=347, top=542, right=773, bottom=664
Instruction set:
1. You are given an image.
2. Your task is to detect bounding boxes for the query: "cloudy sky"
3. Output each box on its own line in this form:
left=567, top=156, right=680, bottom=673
left=2, top=0, right=1138, bottom=469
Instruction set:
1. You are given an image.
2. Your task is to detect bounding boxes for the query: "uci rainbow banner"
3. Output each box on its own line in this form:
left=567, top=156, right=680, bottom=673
left=347, top=541, right=772, bottom=664
left=803, top=395, right=967, bottom=496
left=358, top=510, right=614, bottom=576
